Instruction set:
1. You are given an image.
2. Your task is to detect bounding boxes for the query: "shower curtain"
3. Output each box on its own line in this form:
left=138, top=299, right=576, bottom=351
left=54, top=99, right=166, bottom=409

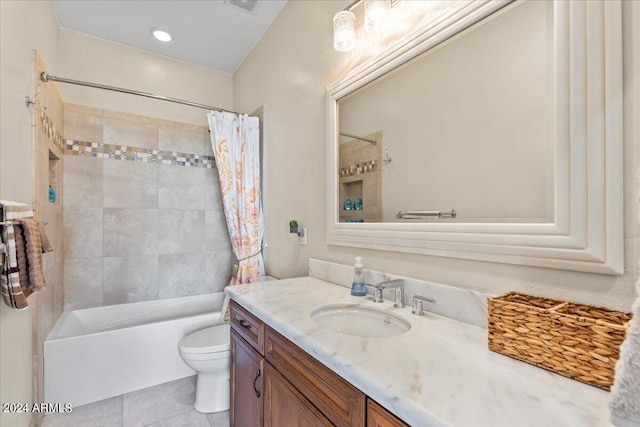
left=207, top=111, right=265, bottom=284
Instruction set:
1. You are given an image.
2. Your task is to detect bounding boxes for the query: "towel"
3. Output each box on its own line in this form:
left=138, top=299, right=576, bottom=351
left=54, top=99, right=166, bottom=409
left=17, top=217, right=50, bottom=292
left=13, top=225, right=31, bottom=297
left=39, top=220, right=53, bottom=253
left=0, top=201, right=33, bottom=309
left=610, top=279, right=640, bottom=427
left=0, top=201, right=52, bottom=309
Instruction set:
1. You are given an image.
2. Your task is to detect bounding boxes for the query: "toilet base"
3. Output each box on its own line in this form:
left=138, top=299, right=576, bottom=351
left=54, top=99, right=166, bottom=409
left=194, top=373, right=230, bottom=413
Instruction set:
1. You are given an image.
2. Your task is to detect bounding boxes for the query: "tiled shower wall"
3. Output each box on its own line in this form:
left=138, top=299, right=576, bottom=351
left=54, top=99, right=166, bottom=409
left=62, top=104, right=232, bottom=310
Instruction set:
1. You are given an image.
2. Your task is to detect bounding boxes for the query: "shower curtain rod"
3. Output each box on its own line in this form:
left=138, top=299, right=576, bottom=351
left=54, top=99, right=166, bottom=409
left=40, top=72, right=241, bottom=115
left=339, top=132, right=377, bottom=145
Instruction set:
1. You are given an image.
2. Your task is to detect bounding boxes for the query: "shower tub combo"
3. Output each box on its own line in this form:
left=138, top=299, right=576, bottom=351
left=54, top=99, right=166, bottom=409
left=44, top=292, right=225, bottom=408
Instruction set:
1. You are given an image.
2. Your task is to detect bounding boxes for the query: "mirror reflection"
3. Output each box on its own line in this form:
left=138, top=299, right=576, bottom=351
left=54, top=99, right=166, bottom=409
left=337, top=1, right=555, bottom=223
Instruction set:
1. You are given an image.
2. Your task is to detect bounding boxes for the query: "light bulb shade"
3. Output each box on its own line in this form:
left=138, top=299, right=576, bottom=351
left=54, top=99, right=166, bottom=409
left=364, top=0, right=391, bottom=33
left=333, top=11, right=356, bottom=52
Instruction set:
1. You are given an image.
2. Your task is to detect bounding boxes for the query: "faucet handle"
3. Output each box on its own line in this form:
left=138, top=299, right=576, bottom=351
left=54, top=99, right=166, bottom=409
left=412, top=295, right=435, bottom=316
left=364, top=284, right=384, bottom=303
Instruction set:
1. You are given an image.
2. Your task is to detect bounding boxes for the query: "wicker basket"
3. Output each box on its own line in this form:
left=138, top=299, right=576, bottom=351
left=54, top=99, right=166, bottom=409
left=488, top=292, right=632, bottom=390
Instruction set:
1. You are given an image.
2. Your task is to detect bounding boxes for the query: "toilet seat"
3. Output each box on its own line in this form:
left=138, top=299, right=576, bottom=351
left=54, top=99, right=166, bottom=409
left=179, top=324, right=230, bottom=355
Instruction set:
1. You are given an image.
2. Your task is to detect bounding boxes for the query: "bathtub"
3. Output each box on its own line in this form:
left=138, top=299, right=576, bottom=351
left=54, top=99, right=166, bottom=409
left=45, top=292, right=225, bottom=408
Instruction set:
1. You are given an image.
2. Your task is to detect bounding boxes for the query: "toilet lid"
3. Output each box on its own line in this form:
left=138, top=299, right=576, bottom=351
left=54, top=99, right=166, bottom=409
left=179, top=324, right=230, bottom=354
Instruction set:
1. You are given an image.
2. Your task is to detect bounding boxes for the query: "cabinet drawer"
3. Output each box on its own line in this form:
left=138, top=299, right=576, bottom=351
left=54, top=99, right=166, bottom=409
left=230, top=301, right=265, bottom=355
left=265, top=327, right=366, bottom=427
left=367, top=399, right=409, bottom=427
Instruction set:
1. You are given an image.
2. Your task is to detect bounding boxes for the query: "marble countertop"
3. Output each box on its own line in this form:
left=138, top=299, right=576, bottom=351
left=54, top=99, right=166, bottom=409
left=226, top=277, right=611, bottom=427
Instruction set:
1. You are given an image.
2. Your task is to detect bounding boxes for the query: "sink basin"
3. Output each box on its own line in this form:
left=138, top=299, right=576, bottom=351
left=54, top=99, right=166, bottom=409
left=310, top=304, right=411, bottom=338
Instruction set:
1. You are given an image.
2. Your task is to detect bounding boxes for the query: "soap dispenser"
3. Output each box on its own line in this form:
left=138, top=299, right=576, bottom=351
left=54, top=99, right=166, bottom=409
left=351, top=257, right=367, bottom=296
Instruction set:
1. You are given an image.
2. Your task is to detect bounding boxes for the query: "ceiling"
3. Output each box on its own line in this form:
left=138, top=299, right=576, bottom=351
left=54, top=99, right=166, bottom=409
left=51, top=0, right=288, bottom=74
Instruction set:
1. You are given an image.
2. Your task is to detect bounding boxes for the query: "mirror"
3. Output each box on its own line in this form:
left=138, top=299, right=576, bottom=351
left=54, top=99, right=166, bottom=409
left=337, top=1, right=555, bottom=223
left=327, top=0, right=623, bottom=274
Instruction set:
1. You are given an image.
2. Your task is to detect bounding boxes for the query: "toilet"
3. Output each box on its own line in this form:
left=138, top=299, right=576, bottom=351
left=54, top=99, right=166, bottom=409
left=178, top=323, right=231, bottom=413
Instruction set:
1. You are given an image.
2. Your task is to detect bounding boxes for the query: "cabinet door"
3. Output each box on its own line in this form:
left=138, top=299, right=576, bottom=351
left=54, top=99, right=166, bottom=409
left=367, top=400, right=410, bottom=427
left=265, top=327, right=366, bottom=426
left=231, top=329, right=264, bottom=427
left=264, top=362, right=333, bottom=427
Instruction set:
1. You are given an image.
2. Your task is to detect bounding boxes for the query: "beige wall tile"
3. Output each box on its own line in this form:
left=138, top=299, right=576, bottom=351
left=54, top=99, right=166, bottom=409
left=139, top=116, right=177, bottom=129
left=139, top=116, right=204, bottom=132
left=205, top=251, right=233, bottom=292
left=204, top=129, right=214, bottom=156
left=103, top=161, right=158, bottom=208
left=63, top=155, right=103, bottom=207
left=64, top=258, right=103, bottom=310
left=64, top=110, right=103, bottom=142
left=205, top=209, right=230, bottom=252
left=158, top=165, right=205, bottom=209
left=103, top=256, right=159, bottom=305
left=203, top=168, right=222, bottom=210
left=64, top=207, right=103, bottom=259
left=102, top=109, right=142, bottom=122
left=65, top=103, right=103, bottom=117
left=158, top=253, right=206, bottom=299
left=158, top=126, right=206, bottom=155
left=103, top=117, right=158, bottom=149
left=158, top=210, right=205, bottom=254
left=103, top=208, right=158, bottom=256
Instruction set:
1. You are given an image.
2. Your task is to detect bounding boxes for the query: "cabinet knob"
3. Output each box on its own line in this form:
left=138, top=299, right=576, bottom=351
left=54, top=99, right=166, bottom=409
left=239, top=319, right=251, bottom=329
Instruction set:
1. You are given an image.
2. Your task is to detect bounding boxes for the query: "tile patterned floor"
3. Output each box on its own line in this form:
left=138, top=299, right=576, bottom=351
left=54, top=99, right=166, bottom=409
left=42, top=376, right=229, bottom=427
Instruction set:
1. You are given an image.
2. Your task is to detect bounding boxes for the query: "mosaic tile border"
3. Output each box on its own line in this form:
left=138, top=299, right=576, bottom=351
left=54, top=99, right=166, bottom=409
left=41, top=111, right=65, bottom=152
left=340, top=160, right=377, bottom=178
left=64, top=140, right=216, bottom=168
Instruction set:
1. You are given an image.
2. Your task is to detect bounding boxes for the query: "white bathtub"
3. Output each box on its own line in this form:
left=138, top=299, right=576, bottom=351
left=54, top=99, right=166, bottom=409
left=45, top=292, right=226, bottom=408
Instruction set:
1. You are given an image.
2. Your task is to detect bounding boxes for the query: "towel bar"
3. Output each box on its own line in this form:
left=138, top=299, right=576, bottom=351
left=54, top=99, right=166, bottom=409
left=0, top=220, right=48, bottom=226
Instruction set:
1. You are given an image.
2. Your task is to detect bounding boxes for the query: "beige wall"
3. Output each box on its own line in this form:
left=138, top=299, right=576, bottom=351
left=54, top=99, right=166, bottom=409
left=59, top=29, right=234, bottom=126
left=340, top=1, right=555, bottom=222
left=0, top=1, right=60, bottom=426
left=233, top=0, right=639, bottom=311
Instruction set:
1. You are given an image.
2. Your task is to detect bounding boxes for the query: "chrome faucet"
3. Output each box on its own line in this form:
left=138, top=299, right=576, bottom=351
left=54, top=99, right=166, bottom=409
left=412, top=295, right=435, bottom=316
left=374, top=279, right=405, bottom=308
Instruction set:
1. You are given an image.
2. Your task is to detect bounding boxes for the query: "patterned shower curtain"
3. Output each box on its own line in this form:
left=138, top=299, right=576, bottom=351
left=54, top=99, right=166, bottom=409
left=207, top=111, right=265, bottom=284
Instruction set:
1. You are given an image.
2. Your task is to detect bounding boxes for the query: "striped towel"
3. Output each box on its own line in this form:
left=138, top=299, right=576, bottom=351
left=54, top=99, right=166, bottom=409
left=1, top=201, right=39, bottom=309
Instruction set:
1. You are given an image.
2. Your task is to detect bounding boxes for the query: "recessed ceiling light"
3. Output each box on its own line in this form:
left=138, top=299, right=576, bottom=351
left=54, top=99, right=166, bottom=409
left=151, top=29, right=172, bottom=42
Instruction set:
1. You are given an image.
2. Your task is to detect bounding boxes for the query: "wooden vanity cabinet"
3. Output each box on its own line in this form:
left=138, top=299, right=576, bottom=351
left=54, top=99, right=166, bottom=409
left=230, top=300, right=409, bottom=427
left=264, top=362, right=333, bottom=426
left=367, top=400, right=410, bottom=427
left=230, top=329, right=263, bottom=427
left=265, top=327, right=366, bottom=426
left=230, top=302, right=266, bottom=427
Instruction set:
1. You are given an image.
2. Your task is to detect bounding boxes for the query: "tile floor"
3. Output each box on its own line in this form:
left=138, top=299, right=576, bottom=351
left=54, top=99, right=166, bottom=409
left=42, top=376, right=229, bottom=427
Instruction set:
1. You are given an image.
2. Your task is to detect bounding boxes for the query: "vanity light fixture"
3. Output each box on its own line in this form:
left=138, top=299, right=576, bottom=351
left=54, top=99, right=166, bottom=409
left=364, top=0, right=391, bottom=33
left=333, top=0, right=396, bottom=52
left=151, top=29, right=172, bottom=42
left=333, top=11, right=356, bottom=52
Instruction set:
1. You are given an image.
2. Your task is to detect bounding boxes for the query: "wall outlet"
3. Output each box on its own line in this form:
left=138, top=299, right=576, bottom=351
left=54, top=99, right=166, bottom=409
left=300, top=228, right=308, bottom=246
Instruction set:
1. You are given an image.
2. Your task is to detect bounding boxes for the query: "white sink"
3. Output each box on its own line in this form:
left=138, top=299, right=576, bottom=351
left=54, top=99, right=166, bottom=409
left=310, top=304, right=411, bottom=338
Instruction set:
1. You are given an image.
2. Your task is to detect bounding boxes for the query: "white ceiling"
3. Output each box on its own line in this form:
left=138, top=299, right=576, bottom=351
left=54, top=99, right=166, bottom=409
left=51, top=0, right=288, bottom=74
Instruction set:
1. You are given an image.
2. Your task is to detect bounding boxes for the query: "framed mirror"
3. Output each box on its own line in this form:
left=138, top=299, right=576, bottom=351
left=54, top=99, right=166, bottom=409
left=326, top=0, right=623, bottom=274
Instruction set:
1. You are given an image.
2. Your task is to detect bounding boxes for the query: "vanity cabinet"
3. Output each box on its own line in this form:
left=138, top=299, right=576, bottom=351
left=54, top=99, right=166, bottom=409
left=367, top=400, right=410, bottom=427
left=265, top=327, right=366, bottom=426
left=230, top=300, right=406, bottom=427
left=230, top=329, right=263, bottom=427
left=264, top=362, right=332, bottom=426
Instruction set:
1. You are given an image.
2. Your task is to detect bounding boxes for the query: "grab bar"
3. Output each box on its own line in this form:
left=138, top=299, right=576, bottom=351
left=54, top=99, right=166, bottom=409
left=396, top=209, right=457, bottom=220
